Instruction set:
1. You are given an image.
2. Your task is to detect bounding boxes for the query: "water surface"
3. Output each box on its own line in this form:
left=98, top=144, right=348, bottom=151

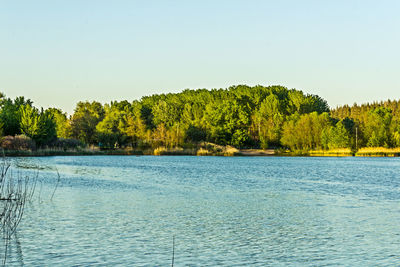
left=4, top=156, right=400, bottom=266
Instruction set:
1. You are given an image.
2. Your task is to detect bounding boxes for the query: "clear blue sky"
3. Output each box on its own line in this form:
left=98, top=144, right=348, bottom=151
left=1, top=0, right=399, bottom=114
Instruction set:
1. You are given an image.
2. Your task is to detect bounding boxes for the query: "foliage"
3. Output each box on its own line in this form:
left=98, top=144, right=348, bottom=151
left=281, top=112, right=331, bottom=150
left=321, top=121, right=351, bottom=149
left=70, top=101, right=104, bottom=144
left=2, top=85, right=400, bottom=151
left=332, top=102, right=400, bottom=148
left=19, top=105, right=57, bottom=146
left=47, top=108, right=71, bottom=139
left=0, top=95, right=32, bottom=136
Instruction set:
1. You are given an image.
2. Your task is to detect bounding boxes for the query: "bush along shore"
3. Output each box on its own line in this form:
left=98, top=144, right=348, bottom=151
left=1, top=141, right=264, bottom=157
left=3, top=142, right=400, bottom=157
left=2, top=85, right=400, bottom=156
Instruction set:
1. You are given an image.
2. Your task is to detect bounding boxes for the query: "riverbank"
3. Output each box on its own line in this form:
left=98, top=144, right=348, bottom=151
left=3, top=146, right=400, bottom=157
left=3, top=146, right=275, bottom=157
left=280, top=147, right=400, bottom=157
left=355, top=147, right=400, bottom=157
left=2, top=148, right=144, bottom=157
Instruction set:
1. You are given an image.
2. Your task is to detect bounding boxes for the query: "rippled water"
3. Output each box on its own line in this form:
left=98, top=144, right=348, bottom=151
left=3, top=156, right=400, bottom=266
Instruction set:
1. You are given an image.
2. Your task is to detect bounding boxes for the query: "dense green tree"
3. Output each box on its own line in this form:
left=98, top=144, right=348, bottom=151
left=321, top=121, right=351, bottom=149
left=281, top=112, right=331, bottom=150
left=118, top=102, right=149, bottom=148
left=203, top=99, right=250, bottom=146
left=36, top=109, right=57, bottom=146
left=364, top=107, right=392, bottom=147
left=256, top=94, right=284, bottom=148
left=96, top=105, right=125, bottom=148
left=280, top=116, right=299, bottom=150
left=20, top=105, right=39, bottom=138
left=0, top=96, right=32, bottom=136
left=19, top=105, right=57, bottom=146
left=47, top=108, right=71, bottom=138
left=70, top=101, right=104, bottom=144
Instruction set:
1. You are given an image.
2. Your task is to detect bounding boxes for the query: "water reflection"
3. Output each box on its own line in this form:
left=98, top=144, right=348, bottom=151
left=1, top=232, right=24, bottom=266
left=14, top=159, right=55, bottom=172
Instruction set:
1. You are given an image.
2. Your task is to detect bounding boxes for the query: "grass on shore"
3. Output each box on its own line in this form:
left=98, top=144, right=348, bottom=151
left=3, top=142, right=242, bottom=157
left=3, top=148, right=144, bottom=157
left=355, top=147, right=400, bottom=157
left=309, top=148, right=354, bottom=157
left=153, top=144, right=240, bottom=156
left=4, top=146, right=400, bottom=157
left=153, top=147, right=196, bottom=156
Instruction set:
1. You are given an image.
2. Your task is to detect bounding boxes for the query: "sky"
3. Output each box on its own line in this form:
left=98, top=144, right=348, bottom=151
left=1, top=0, right=399, bottom=114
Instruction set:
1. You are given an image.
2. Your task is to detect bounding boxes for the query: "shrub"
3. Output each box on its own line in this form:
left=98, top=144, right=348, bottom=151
left=0, top=135, right=36, bottom=151
left=47, top=138, right=84, bottom=150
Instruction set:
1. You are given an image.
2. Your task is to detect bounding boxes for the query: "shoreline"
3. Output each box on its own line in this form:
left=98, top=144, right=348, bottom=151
left=3, top=148, right=400, bottom=157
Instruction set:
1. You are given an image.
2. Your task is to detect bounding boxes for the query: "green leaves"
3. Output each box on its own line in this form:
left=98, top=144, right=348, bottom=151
left=19, top=105, right=57, bottom=146
left=0, top=96, right=32, bottom=136
left=322, top=121, right=351, bottom=149
left=365, top=107, right=392, bottom=147
left=281, top=112, right=332, bottom=150
left=70, top=101, right=105, bottom=144
left=20, top=105, right=39, bottom=138
left=11, top=84, right=400, bottom=152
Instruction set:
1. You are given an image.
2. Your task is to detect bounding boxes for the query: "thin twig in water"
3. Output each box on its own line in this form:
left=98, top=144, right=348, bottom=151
left=171, top=235, right=175, bottom=267
left=51, top=170, right=60, bottom=201
left=38, top=180, right=43, bottom=203
left=28, top=171, right=39, bottom=202
left=0, top=155, right=35, bottom=265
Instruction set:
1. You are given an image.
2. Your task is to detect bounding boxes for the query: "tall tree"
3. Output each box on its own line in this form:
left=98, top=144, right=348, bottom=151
left=70, top=101, right=104, bottom=144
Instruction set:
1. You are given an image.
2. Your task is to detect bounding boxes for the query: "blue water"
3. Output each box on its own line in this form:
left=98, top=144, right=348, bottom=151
left=3, top=156, right=400, bottom=266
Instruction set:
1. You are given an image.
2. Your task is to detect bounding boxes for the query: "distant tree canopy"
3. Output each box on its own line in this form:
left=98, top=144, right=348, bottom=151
left=331, top=102, right=400, bottom=148
left=1, top=85, right=400, bottom=151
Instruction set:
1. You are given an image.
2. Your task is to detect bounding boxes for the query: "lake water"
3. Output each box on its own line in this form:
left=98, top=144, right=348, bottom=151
left=2, top=156, right=400, bottom=266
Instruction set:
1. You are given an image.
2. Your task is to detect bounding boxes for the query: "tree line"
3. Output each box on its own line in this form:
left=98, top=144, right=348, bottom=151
left=1, top=85, right=399, bottom=151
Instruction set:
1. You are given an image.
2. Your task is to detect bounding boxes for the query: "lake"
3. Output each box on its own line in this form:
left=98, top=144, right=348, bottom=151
left=3, top=156, right=400, bottom=266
